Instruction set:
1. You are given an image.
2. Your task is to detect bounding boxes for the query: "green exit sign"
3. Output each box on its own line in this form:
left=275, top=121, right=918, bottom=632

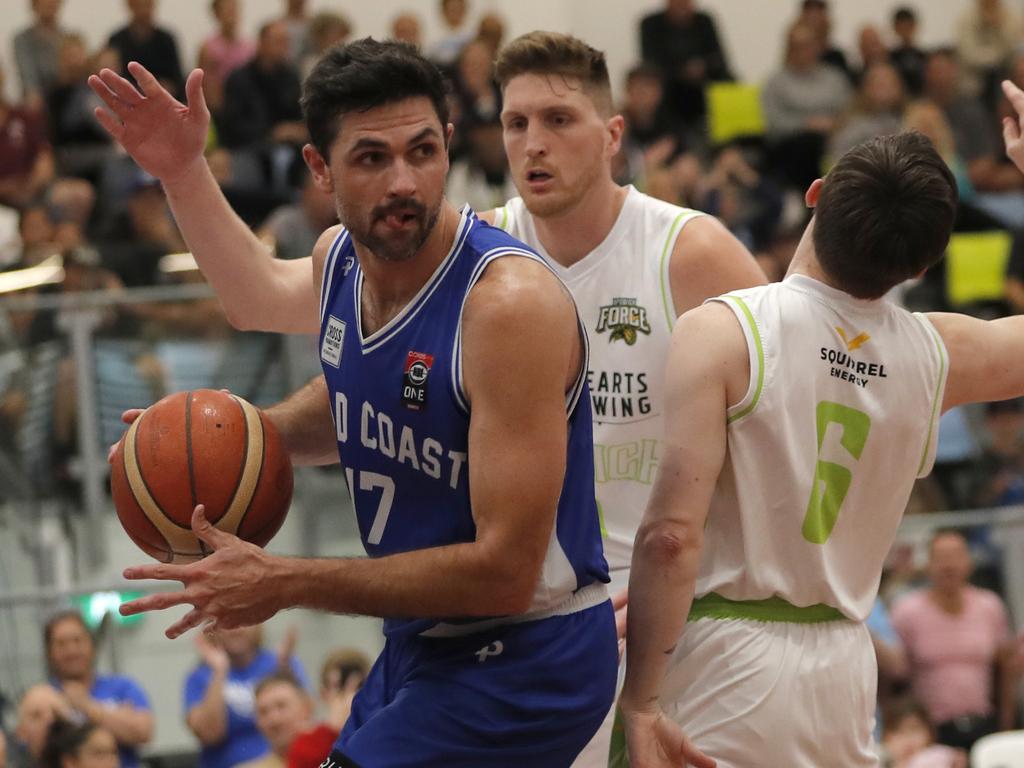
left=72, top=591, right=144, bottom=628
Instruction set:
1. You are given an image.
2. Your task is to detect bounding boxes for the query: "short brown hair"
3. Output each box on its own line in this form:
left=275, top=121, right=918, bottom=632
left=813, top=132, right=957, bottom=299
left=494, top=31, right=612, bottom=114
left=254, top=670, right=306, bottom=699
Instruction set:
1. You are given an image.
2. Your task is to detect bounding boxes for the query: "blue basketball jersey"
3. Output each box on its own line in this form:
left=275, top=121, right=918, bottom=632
left=318, top=206, right=609, bottom=638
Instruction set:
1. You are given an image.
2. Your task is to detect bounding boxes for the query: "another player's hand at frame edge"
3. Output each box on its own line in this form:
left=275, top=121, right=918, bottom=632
left=1001, top=80, right=1024, bottom=174
left=621, top=706, right=716, bottom=768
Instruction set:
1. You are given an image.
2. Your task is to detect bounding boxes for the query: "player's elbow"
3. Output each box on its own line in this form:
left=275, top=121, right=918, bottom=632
left=485, top=555, right=543, bottom=616
left=635, top=519, right=703, bottom=566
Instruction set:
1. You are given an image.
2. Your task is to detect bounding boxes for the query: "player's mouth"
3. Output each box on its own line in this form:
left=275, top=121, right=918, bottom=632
left=525, top=169, right=555, bottom=190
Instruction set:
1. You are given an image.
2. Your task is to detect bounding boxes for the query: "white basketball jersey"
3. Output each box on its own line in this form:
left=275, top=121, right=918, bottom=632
left=700, top=275, right=948, bottom=621
left=495, top=186, right=705, bottom=589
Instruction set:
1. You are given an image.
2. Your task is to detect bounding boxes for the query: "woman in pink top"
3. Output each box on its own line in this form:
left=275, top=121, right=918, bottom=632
left=198, top=0, right=255, bottom=117
left=891, top=529, right=1017, bottom=750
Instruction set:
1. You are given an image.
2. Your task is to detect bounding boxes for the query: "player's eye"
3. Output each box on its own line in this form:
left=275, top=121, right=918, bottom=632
left=412, top=144, right=437, bottom=159
left=357, top=152, right=384, bottom=166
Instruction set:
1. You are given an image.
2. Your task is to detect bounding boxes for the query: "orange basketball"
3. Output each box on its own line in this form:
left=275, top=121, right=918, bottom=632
left=110, top=389, right=294, bottom=563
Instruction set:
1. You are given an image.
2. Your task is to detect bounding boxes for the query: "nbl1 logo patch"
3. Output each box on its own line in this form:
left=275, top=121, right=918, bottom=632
left=402, top=351, right=434, bottom=410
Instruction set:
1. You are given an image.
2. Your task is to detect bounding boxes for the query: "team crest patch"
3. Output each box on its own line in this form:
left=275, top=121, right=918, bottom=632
left=402, top=351, right=434, bottom=410
left=321, top=315, right=346, bottom=368
left=596, top=298, right=651, bottom=345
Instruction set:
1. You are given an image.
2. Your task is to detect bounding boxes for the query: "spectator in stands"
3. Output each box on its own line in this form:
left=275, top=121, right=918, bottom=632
left=892, top=530, right=1018, bottom=750
left=453, top=38, right=501, bottom=131
left=12, top=0, right=66, bottom=111
left=237, top=673, right=312, bottom=768
left=43, top=610, right=152, bottom=768
left=184, top=627, right=308, bottom=768
left=970, top=399, right=1024, bottom=507
left=956, top=0, right=1022, bottom=104
left=286, top=649, right=369, bottom=768
left=476, top=13, right=505, bottom=56
left=257, top=173, right=337, bottom=261
left=620, top=63, right=683, bottom=154
left=699, top=146, right=783, bottom=252
left=278, top=0, right=311, bottom=68
left=220, top=20, right=305, bottom=193
left=639, top=0, right=732, bottom=132
left=107, top=0, right=185, bottom=98
left=881, top=698, right=966, bottom=768
left=300, top=12, right=352, bottom=80
left=0, top=61, right=56, bottom=210
left=891, top=6, right=926, bottom=96
left=830, top=62, right=905, bottom=160
left=428, top=0, right=474, bottom=69
left=39, top=720, right=119, bottom=768
left=796, top=0, right=849, bottom=77
left=901, top=100, right=977, bottom=207
left=762, top=21, right=851, bottom=190
left=13, top=685, right=71, bottom=767
left=197, top=0, right=255, bottom=121
left=46, top=35, right=115, bottom=187
left=390, top=13, right=422, bottom=49
left=446, top=119, right=516, bottom=212
left=17, top=203, right=57, bottom=268
left=853, top=25, right=889, bottom=85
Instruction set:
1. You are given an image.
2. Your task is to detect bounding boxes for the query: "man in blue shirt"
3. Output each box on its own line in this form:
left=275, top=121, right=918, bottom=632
left=184, top=626, right=308, bottom=768
left=44, top=610, right=153, bottom=768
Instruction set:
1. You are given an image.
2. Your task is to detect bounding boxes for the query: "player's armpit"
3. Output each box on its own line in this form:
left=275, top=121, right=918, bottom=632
left=668, top=215, right=766, bottom=317
left=459, top=257, right=582, bottom=614
left=927, top=312, right=1024, bottom=410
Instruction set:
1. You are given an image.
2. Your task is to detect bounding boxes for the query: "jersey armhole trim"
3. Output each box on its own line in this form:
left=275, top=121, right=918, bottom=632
left=711, top=294, right=763, bottom=424
left=318, top=229, right=349, bottom=325
left=496, top=205, right=510, bottom=231
left=658, top=209, right=705, bottom=331
left=914, top=312, right=950, bottom=477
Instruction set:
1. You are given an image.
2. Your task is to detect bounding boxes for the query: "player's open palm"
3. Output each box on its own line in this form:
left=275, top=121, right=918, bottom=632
left=1001, top=80, right=1024, bottom=174
left=88, top=62, right=209, bottom=184
left=625, top=710, right=716, bottom=768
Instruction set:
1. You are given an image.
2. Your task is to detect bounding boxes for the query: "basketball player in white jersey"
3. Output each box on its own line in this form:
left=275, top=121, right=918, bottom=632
left=478, top=32, right=764, bottom=766
left=620, top=126, right=1024, bottom=767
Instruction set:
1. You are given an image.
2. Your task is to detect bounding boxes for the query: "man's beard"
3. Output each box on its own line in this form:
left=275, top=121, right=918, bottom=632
left=345, top=196, right=441, bottom=263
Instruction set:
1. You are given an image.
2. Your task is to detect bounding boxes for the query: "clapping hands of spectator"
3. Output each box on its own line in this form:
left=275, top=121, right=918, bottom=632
left=195, top=630, right=230, bottom=675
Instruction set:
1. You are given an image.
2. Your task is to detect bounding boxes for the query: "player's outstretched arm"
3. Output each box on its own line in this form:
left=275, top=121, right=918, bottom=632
left=928, top=312, right=1024, bottom=411
left=88, top=63, right=319, bottom=334
left=118, top=258, right=590, bottom=634
left=264, top=375, right=341, bottom=466
left=620, top=303, right=746, bottom=768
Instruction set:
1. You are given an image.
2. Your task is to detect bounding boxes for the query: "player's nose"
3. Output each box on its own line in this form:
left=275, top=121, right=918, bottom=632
left=387, top=158, right=418, bottom=197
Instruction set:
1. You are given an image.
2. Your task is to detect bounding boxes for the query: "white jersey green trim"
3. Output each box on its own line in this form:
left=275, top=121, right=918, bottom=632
left=689, top=592, right=848, bottom=623
left=658, top=211, right=689, bottom=331
left=916, top=316, right=948, bottom=476
left=719, top=295, right=764, bottom=424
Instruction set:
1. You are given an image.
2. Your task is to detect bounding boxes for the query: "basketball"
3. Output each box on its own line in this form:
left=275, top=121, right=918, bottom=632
left=110, top=389, right=294, bottom=564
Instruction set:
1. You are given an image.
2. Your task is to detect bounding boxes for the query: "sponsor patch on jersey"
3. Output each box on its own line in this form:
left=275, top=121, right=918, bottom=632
left=595, top=297, right=651, bottom=345
left=402, top=350, right=434, bottom=410
left=321, top=315, right=346, bottom=368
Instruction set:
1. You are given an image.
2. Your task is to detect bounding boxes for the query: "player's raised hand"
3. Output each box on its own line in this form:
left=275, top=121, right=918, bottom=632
left=88, top=62, right=210, bottom=185
left=1001, top=80, right=1024, bottom=174
left=624, top=709, right=715, bottom=768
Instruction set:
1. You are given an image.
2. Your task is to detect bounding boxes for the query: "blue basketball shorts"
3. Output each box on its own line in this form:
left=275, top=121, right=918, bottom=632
left=325, top=599, right=617, bottom=767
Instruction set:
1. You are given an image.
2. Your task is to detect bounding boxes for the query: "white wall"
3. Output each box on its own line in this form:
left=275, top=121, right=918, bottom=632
left=1, top=0, right=971, bottom=104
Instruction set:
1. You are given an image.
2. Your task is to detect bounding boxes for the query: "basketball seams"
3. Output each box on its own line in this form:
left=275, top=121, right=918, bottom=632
left=217, top=395, right=265, bottom=536
left=236, top=413, right=271, bottom=543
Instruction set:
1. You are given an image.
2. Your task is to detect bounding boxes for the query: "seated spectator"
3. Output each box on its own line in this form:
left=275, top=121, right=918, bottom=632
left=956, top=0, right=1021, bottom=104
left=881, top=698, right=966, bottom=768
left=428, top=0, right=474, bottom=69
left=237, top=673, right=312, bottom=768
left=185, top=627, right=308, bottom=768
left=830, top=62, right=905, bottom=160
left=639, top=0, right=732, bottom=132
left=853, top=25, right=889, bottom=85
left=446, top=120, right=516, bottom=212
left=220, top=20, right=305, bottom=193
left=390, top=13, right=422, bottom=48
left=286, top=649, right=369, bottom=768
left=18, top=203, right=58, bottom=267
left=892, top=530, right=1017, bottom=750
left=970, top=399, right=1024, bottom=507
left=107, top=0, right=185, bottom=98
left=476, top=12, right=505, bottom=56
left=278, top=0, right=311, bottom=67
left=257, top=173, right=337, bottom=260
left=197, top=0, right=255, bottom=120
left=796, top=0, right=849, bottom=77
left=891, top=6, right=926, bottom=96
left=40, top=720, right=120, bottom=768
left=300, top=12, right=352, bottom=80
left=44, top=610, right=153, bottom=768
left=12, top=0, right=67, bottom=111
left=620, top=64, right=684, bottom=154
left=698, top=146, right=783, bottom=252
left=762, top=21, right=851, bottom=190
left=46, top=35, right=115, bottom=187
left=453, top=39, right=501, bottom=131
left=13, top=685, right=71, bottom=767
left=0, top=62, right=54, bottom=210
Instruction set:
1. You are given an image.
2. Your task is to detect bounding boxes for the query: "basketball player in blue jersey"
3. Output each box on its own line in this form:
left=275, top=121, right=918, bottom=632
left=88, top=40, right=616, bottom=766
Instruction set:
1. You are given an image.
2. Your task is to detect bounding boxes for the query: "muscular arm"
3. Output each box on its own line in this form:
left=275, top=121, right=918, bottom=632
left=621, top=302, right=746, bottom=712
left=185, top=672, right=228, bottom=746
left=264, top=375, right=340, bottom=467
left=669, top=215, right=766, bottom=316
left=927, top=312, right=1024, bottom=410
left=80, top=701, right=154, bottom=746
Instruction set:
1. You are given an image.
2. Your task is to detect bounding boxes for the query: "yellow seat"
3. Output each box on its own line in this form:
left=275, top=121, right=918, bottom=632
left=945, top=230, right=1012, bottom=307
left=706, top=82, right=765, bottom=146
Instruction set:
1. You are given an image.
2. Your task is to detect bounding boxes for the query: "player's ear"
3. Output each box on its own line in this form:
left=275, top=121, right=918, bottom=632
left=606, top=114, right=625, bottom=157
left=303, top=144, right=334, bottom=193
left=805, top=178, right=825, bottom=208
